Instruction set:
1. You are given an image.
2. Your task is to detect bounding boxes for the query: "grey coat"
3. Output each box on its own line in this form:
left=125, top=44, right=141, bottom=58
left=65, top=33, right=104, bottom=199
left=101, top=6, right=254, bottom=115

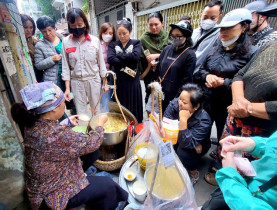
left=34, top=36, right=62, bottom=84
left=191, top=27, right=220, bottom=76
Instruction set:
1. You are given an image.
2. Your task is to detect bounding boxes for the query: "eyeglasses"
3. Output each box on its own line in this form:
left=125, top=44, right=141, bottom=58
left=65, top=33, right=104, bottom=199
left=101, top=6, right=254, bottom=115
left=169, top=35, right=184, bottom=40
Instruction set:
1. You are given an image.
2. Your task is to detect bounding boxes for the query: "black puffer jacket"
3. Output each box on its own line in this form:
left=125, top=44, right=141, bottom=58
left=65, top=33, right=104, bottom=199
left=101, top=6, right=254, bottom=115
left=164, top=98, right=212, bottom=152
left=196, top=44, right=257, bottom=104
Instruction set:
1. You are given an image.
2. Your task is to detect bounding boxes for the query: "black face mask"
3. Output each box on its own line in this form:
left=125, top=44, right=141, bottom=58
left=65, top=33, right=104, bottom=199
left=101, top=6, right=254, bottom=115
left=69, top=27, right=86, bottom=37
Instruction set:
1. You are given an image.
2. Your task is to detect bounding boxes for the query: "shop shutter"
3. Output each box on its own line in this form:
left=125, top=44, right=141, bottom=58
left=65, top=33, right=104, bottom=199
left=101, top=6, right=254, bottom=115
left=136, top=0, right=210, bottom=39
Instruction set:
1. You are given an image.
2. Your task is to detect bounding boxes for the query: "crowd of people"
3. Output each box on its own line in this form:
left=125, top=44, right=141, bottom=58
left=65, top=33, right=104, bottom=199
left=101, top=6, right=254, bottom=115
left=14, top=0, right=277, bottom=209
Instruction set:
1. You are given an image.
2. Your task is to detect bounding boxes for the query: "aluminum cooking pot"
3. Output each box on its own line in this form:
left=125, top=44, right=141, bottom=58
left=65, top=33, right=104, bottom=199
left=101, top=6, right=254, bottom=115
left=90, top=112, right=128, bottom=146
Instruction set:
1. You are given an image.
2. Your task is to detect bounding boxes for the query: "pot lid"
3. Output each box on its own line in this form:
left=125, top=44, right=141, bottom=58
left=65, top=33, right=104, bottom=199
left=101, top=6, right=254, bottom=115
left=108, top=102, right=137, bottom=125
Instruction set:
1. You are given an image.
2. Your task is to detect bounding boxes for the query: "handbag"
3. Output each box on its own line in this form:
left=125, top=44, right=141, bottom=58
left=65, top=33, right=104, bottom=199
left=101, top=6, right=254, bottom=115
left=157, top=47, right=189, bottom=84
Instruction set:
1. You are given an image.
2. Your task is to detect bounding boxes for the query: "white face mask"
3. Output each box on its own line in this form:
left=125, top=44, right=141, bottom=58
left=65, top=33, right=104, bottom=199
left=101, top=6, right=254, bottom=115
left=221, top=34, right=240, bottom=47
left=102, top=34, right=113, bottom=43
left=200, top=19, right=217, bottom=30
left=250, top=17, right=257, bottom=29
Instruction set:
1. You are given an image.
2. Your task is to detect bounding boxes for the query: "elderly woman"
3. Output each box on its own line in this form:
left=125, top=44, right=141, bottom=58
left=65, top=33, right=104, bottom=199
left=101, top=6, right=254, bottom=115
left=35, top=15, right=63, bottom=84
left=11, top=82, right=128, bottom=210
left=62, top=8, right=107, bottom=116
left=139, top=12, right=171, bottom=102
left=107, top=18, right=143, bottom=122
left=20, top=14, right=42, bottom=82
left=153, top=20, right=196, bottom=112
left=164, top=83, right=212, bottom=184
left=197, top=8, right=257, bottom=142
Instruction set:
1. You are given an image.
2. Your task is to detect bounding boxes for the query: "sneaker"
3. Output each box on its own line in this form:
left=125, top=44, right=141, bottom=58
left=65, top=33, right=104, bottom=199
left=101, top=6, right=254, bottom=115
left=190, top=171, right=199, bottom=185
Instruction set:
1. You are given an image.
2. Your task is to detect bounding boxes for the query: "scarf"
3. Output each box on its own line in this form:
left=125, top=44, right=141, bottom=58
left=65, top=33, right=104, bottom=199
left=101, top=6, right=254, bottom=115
left=139, top=30, right=172, bottom=75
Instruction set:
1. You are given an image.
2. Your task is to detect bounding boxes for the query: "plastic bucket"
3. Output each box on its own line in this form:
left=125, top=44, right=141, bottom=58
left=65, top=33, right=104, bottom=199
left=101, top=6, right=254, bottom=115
left=134, top=123, right=145, bottom=135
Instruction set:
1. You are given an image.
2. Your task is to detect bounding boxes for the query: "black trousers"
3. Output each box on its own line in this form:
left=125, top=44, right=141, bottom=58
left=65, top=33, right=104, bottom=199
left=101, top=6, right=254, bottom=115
left=208, top=98, right=229, bottom=141
left=176, top=146, right=209, bottom=171
left=80, top=150, right=101, bottom=171
left=39, top=176, right=128, bottom=210
left=202, top=188, right=229, bottom=210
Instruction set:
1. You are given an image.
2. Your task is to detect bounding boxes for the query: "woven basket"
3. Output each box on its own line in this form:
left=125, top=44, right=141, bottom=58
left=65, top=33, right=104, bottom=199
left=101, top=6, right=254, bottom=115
left=93, top=156, right=126, bottom=171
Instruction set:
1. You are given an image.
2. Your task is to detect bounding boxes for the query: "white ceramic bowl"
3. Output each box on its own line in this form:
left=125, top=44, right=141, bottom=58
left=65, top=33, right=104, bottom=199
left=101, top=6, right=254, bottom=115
left=123, top=167, right=137, bottom=181
left=132, top=181, right=147, bottom=202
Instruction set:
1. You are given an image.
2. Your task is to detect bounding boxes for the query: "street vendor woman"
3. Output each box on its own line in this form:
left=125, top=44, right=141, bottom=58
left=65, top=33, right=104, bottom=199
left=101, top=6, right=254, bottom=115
left=11, top=82, right=128, bottom=210
left=164, top=83, right=212, bottom=184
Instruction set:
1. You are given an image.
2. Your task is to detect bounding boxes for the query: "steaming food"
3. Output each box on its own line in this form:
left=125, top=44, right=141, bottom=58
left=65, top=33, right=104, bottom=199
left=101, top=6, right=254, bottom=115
left=145, top=164, right=185, bottom=199
left=92, top=114, right=127, bottom=133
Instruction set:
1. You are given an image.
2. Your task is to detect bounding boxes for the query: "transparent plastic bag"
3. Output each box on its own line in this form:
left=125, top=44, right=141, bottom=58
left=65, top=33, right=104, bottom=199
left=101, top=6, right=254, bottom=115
left=140, top=119, right=197, bottom=210
left=126, top=121, right=150, bottom=160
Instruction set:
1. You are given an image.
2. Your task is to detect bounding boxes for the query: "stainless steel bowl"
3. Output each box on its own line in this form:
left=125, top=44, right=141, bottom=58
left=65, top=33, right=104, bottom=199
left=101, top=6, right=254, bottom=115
left=90, top=112, right=128, bottom=146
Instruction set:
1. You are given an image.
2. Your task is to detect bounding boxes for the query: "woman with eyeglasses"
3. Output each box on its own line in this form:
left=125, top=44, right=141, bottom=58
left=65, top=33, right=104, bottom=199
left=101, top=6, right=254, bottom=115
left=107, top=18, right=143, bottom=123
left=138, top=12, right=172, bottom=103
left=153, top=20, right=196, bottom=112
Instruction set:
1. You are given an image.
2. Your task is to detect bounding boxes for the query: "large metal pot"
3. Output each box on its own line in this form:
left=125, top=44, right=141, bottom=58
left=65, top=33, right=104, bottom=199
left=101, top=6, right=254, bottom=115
left=90, top=112, right=128, bottom=146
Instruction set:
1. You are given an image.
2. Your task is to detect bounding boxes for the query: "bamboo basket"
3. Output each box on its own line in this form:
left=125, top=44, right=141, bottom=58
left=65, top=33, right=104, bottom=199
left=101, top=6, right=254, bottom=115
left=94, top=156, right=126, bottom=171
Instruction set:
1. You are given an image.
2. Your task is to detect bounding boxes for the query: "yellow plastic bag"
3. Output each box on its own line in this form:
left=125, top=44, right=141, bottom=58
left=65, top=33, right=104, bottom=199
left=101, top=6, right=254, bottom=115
left=162, top=117, right=179, bottom=145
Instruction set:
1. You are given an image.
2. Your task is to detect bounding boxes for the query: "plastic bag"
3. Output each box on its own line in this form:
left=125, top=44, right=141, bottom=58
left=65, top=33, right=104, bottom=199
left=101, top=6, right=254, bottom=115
left=162, top=117, right=179, bottom=145
left=140, top=119, right=197, bottom=210
left=126, top=121, right=150, bottom=160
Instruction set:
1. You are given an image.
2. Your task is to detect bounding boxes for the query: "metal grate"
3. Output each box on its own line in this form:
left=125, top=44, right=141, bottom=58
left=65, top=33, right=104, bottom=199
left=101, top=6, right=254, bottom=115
left=94, top=0, right=125, bottom=15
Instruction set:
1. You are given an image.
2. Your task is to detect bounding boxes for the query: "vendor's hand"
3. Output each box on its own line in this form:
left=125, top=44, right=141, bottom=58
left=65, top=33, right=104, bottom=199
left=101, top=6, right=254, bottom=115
left=205, top=74, right=224, bottom=88
left=69, top=115, right=80, bottom=126
left=222, top=152, right=237, bottom=169
left=52, top=54, right=62, bottom=62
left=195, top=144, right=202, bottom=154
left=179, top=109, right=192, bottom=120
left=227, top=97, right=252, bottom=118
left=64, top=89, right=71, bottom=102
left=220, top=136, right=256, bottom=153
left=98, top=114, right=108, bottom=127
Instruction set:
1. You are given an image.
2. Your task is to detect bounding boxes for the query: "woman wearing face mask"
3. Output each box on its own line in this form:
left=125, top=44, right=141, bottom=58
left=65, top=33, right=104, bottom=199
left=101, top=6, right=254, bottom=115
left=138, top=12, right=171, bottom=103
left=62, top=8, right=107, bottom=116
left=99, top=22, right=116, bottom=112
left=153, top=20, right=196, bottom=112
left=107, top=18, right=143, bottom=123
left=197, top=9, right=257, bottom=185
